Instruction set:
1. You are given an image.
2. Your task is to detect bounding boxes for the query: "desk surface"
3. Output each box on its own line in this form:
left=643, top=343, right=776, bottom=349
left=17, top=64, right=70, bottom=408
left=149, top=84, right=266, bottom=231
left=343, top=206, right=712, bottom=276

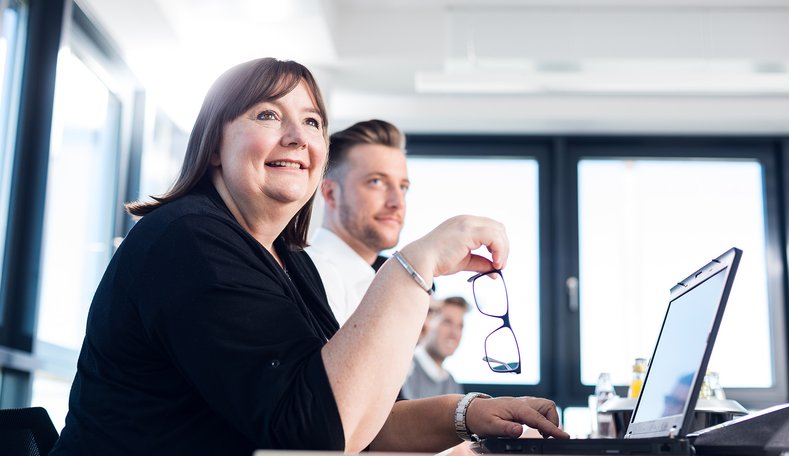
left=254, top=452, right=438, bottom=456
left=253, top=449, right=656, bottom=456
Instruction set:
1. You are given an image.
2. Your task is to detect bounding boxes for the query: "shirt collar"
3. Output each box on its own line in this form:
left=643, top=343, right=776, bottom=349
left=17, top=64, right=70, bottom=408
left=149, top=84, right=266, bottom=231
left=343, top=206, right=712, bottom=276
left=414, top=345, right=449, bottom=382
left=310, top=228, right=376, bottom=278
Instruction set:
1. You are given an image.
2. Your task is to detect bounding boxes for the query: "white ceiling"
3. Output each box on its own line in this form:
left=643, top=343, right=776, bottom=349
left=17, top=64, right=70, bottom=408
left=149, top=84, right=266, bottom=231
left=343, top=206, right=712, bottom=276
left=76, top=0, right=789, bottom=134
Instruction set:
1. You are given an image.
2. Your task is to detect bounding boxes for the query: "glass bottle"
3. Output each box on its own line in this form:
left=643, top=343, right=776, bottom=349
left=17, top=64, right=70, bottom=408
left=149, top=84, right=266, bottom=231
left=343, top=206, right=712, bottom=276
left=628, top=358, right=648, bottom=398
left=700, top=370, right=712, bottom=399
left=594, top=372, right=618, bottom=438
left=702, top=371, right=726, bottom=400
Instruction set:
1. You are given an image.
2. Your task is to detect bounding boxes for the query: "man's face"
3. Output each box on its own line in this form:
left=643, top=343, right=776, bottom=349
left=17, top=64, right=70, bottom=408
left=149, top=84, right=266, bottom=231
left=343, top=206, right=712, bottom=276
left=419, top=298, right=443, bottom=343
left=425, top=304, right=465, bottom=362
left=331, top=144, right=409, bottom=258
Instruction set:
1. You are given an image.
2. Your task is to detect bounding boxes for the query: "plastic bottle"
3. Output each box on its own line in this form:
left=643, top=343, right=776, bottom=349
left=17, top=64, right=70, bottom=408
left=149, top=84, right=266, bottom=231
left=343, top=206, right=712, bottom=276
left=594, top=372, right=618, bottom=438
left=628, top=358, right=648, bottom=398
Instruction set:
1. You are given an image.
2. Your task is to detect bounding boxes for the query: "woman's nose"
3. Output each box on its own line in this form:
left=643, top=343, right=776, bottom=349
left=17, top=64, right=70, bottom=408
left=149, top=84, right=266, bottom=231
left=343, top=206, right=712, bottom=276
left=281, top=121, right=307, bottom=148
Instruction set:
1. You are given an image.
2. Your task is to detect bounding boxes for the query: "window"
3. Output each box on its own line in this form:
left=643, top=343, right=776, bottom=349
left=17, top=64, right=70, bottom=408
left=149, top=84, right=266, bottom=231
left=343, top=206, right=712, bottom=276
left=36, top=50, right=120, bottom=350
left=577, top=159, right=772, bottom=390
left=30, top=8, right=138, bottom=429
left=404, top=135, right=788, bottom=410
left=137, top=108, right=188, bottom=202
left=393, top=154, right=541, bottom=386
left=565, top=141, right=787, bottom=409
left=32, top=49, right=122, bottom=429
left=0, top=0, right=26, bottom=315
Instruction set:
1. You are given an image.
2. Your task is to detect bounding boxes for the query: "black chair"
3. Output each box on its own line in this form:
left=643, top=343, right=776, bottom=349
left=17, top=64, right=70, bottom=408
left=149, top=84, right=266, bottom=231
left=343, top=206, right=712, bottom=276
left=0, top=407, right=59, bottom=455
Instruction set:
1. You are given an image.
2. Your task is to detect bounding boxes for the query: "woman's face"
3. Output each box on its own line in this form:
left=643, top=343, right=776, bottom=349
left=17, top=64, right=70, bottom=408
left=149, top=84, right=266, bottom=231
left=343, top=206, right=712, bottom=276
left=212, top=81, right=327, bottom=215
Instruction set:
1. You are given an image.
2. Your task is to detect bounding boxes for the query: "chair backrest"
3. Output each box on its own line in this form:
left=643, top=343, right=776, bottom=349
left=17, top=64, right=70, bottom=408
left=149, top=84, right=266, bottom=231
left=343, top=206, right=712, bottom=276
left=0, top=407, right=59, bottom=456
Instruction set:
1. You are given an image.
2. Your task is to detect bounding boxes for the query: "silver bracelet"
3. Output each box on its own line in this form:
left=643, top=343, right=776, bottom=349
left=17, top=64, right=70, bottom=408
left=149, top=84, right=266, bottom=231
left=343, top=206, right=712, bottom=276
left=392, top=251, right=433, bottom=295
left=455, top=392, right=491, bottom=442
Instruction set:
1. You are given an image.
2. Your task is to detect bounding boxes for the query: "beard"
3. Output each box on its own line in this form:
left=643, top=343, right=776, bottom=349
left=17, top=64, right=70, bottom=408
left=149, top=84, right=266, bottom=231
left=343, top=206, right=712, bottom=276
left=338, top=199, right=399, bottom=253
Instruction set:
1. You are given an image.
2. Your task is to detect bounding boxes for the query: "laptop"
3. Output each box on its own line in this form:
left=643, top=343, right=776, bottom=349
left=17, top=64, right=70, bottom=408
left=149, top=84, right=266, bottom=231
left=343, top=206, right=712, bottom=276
left=473, top=247, right=742, bottom=455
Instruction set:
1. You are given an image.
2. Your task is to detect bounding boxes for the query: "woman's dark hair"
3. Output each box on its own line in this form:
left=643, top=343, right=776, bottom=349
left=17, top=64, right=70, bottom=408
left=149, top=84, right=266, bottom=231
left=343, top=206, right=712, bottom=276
left=125, top=58, right=329, bottom=248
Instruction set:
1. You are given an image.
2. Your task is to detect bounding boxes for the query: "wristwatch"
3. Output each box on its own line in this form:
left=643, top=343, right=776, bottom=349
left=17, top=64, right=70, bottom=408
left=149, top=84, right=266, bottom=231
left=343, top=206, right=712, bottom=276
left=454, top=392, right=491, bottom=442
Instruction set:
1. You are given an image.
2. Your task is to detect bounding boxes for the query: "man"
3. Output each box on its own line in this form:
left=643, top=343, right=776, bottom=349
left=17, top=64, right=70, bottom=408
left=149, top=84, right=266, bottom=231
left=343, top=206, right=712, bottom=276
left=306, top=119, right=409, bottom=325
left=402, top=296, right=470, bottom=399
left=418, top=297, right=443, bottom=345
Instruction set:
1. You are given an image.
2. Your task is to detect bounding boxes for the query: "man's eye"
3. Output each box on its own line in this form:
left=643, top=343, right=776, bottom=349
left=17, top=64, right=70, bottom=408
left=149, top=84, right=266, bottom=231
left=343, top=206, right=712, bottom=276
left=256, top=110, right=278, bottom=121
left=369, top=178, right=382, bottom=186
left=400, top=184, right=410, bottom=193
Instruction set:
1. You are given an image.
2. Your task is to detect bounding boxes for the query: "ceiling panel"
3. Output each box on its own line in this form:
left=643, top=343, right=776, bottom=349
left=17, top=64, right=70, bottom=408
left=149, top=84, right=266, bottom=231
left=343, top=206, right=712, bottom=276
left=76, top=0, right=789, bottom=134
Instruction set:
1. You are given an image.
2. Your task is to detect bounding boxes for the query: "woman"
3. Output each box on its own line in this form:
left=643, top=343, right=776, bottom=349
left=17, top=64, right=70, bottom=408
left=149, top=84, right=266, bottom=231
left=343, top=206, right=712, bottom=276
left=51, top=58, right=568, bottom=455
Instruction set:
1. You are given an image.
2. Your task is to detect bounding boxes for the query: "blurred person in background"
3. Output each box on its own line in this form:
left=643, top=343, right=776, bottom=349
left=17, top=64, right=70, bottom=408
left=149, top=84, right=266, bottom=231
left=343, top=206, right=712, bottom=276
left=417, top=296, right=443, bottom=345
left=404, top=296, right=470, bottom=399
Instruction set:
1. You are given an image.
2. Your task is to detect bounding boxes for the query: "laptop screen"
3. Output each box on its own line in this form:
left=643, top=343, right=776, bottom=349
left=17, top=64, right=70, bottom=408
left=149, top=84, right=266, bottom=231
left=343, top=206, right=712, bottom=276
left=471, top=248, right=740, bottom=453
left=630, top=268, right=727, bottom=424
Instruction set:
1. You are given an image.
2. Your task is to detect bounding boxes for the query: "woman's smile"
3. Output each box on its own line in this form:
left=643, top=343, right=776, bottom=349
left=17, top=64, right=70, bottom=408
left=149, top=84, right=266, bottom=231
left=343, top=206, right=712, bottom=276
left=266, top=159, right=306, bottom=169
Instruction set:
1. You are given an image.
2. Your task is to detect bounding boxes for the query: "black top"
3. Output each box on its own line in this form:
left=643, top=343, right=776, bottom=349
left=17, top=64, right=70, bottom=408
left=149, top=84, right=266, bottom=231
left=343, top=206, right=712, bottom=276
left=51, top=180, right=344, bottom=455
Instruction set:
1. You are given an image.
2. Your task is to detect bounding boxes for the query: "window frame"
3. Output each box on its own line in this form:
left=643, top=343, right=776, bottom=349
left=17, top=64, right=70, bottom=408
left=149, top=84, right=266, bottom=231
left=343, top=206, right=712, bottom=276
left=0, top=0, right=66, bottom=408
left=0, top=0, right=28, bottom=282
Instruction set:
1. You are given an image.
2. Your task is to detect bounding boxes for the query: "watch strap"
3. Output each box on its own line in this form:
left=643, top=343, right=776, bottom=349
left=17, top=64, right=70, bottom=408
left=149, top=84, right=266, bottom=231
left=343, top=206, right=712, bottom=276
left=454, top=392, right=491, bottom=442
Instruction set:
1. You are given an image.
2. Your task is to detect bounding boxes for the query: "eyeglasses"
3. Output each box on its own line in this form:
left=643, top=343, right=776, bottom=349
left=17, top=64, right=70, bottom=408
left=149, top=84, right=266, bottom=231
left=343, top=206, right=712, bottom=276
left=467, top=269, right=521, bottom=374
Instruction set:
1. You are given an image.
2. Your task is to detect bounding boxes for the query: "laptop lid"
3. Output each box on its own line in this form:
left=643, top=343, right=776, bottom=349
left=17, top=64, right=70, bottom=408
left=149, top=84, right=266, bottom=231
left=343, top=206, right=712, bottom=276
left=625, top=247, right=741, bottom=439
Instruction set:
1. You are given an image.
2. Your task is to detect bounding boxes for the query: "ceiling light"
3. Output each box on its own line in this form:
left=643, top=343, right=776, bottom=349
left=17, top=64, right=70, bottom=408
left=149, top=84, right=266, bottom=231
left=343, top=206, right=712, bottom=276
left=415, top=59, right=789, bottom=95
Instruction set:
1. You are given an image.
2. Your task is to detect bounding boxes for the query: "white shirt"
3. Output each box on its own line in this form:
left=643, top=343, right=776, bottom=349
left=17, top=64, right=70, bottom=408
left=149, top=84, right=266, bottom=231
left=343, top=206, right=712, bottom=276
left=305, top=228, right=375, bottom=326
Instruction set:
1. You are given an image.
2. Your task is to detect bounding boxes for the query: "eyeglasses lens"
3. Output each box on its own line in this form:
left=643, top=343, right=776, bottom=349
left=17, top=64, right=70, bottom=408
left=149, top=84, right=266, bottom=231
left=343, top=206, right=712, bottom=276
left=472, top=271, right=508, bottom=316
left=485, top=326, right=520, bottom=372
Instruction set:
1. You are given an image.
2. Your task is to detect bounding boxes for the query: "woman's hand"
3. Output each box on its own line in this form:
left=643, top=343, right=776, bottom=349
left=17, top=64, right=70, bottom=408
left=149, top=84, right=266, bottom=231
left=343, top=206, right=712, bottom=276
left=399, top=215, right=508, bottom=280
left=465, top=396, right=571, bottom=440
